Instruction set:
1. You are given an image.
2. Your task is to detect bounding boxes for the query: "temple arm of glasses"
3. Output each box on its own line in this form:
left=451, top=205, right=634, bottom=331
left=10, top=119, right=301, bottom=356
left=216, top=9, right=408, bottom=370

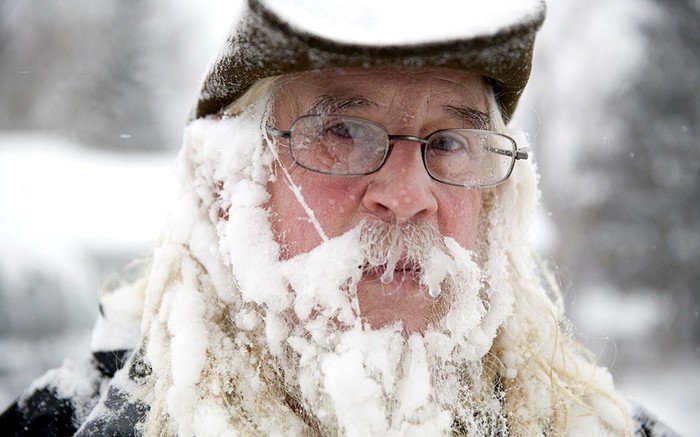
left=486, top=146, right=531, bottom=160
left=266, top=126, right=290, bottom=139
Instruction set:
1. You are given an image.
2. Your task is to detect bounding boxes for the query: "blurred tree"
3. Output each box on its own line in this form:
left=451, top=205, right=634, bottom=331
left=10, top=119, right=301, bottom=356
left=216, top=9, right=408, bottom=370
left=0, top=0, right=187, bottom=150
left=528, top=0, right=700, bottom=348
left=587, top=0, right=700, bottom=345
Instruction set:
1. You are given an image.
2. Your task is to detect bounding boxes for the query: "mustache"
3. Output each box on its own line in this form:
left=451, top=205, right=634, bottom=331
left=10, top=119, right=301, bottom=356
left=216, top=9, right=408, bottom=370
left=357, top=221, right=447, bottom=284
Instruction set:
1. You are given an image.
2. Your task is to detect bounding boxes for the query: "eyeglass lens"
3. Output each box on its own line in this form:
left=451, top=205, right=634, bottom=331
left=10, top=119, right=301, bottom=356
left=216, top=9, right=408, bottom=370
left=291, top=115, right=388, bottom=175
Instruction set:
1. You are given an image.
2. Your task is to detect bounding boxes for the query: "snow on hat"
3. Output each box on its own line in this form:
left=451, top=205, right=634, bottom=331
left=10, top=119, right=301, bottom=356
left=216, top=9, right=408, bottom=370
left=192, top=0, right=546, bottom=122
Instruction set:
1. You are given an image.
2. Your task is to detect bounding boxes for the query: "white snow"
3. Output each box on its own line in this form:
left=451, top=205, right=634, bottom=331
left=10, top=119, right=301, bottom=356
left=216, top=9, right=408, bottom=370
left=0, top=134, right=176, bottom=282
left=281, top=228, right=363, bottom=325
left=261, top=0, right=545, bottom=45
left=23, top=358, right=101, bottom=424
left=0, top=134, right=175, bottom=410
left=89, top=283, right=144, bottom=352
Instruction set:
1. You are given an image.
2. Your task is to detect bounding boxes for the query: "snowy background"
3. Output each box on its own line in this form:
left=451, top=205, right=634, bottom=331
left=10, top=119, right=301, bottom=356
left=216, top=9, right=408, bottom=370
left=1, top=0, right=698, bottom=435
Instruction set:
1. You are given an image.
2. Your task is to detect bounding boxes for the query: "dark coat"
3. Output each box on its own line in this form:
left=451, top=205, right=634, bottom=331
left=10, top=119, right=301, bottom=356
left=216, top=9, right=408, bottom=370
left=0, top=349, right=149, bottom=437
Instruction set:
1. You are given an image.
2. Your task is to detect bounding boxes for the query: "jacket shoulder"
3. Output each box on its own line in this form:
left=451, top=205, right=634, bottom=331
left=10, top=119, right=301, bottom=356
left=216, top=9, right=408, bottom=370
left=0, top=349, right=132, bottom=437
left=1, top=387, right=77, bottom=437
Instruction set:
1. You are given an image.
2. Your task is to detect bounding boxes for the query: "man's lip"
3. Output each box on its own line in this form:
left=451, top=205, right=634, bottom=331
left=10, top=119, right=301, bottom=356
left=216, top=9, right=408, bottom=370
left=361, top=260, right=422, bottom=285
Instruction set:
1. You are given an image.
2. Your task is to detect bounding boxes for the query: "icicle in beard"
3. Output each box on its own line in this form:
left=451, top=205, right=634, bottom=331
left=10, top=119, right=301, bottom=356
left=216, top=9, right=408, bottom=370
left=221, top=160, right=515, bottom=434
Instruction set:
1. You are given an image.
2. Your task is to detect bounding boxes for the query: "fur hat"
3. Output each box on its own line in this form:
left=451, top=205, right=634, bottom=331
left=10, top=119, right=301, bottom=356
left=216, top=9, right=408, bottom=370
left=192, top=0, right=546, bottom=122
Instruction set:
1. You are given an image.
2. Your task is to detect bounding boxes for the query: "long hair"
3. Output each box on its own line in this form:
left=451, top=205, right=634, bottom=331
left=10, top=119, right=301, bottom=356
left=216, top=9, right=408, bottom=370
left=483, top=88, right=633, bottom=436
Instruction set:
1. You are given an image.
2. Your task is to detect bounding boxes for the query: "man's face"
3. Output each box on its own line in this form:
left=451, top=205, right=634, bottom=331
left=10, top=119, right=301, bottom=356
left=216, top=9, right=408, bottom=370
left=267, top=68, right=490, bottom=333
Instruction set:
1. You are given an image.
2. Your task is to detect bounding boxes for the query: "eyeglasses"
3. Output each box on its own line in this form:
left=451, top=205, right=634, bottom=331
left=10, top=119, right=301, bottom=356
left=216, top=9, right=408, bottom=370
left=266, top=114, right=529, bottom=188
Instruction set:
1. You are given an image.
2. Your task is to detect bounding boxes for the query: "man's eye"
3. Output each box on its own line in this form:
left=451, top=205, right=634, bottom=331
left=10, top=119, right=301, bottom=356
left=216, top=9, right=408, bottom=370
left=327, top=122, right=362, bottom=139
left=428, top=134, right=466, bottom=152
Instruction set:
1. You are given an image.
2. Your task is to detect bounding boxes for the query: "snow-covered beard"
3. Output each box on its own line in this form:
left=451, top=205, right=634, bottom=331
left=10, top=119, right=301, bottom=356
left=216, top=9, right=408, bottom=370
left=224, top=213, right=513, bottom=435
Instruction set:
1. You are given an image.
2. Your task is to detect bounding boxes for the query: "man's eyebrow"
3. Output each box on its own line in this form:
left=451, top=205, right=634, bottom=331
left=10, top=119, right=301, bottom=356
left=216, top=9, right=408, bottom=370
left=306, top=95, right=378, bottom=115
left=443, top=104, right=492, bottom=130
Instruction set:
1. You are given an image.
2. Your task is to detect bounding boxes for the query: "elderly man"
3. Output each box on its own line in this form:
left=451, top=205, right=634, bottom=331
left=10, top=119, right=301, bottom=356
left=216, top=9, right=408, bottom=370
left=1, top=1, right=677, bottom=436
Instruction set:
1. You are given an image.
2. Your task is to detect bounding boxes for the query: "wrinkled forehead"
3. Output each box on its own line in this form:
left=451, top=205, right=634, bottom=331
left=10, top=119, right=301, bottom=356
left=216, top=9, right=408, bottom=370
left=270, top=67, right=491, bottom=124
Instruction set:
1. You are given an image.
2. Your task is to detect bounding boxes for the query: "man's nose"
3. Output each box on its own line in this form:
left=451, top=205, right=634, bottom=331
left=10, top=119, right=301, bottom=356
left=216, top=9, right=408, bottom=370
left=362, top=141, right=438, bottom=222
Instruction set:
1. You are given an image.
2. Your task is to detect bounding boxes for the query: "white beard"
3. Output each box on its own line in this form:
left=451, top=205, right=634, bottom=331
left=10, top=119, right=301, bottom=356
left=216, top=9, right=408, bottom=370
left=223, top=214, right=515, bottom=435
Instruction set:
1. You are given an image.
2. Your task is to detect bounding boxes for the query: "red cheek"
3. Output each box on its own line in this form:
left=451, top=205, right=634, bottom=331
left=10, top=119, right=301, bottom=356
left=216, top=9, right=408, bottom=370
left=436, top=190, right=482, bottom=248
left=296, top=177, right=365, bottom=223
